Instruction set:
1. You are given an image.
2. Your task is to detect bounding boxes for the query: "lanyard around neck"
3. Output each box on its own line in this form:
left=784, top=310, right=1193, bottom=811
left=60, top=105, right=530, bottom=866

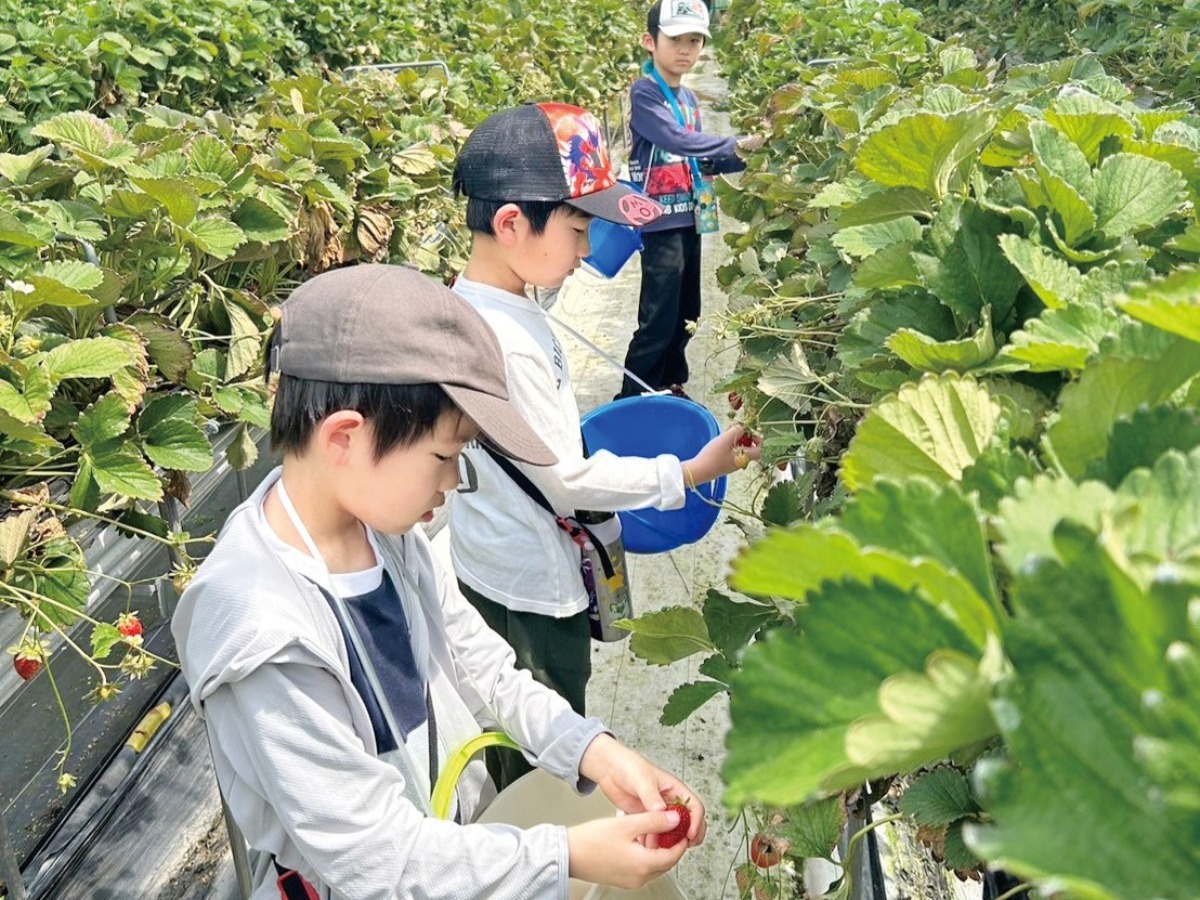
left=644, top=61, right=704, bottom=184
left=273, top=477, right=436, bottom=812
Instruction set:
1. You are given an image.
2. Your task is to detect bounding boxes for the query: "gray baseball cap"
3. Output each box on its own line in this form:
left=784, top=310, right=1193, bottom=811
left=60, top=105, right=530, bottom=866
left=273, top=264, right=556, bottom=466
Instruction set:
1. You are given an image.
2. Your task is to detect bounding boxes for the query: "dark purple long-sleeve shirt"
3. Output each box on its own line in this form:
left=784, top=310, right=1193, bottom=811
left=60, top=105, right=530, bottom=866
left=627, top=75, right=745, bottom=232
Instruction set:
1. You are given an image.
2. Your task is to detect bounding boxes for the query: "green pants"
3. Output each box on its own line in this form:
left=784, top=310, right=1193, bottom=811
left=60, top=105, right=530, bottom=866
left=458, top=580, right=592, bottom=791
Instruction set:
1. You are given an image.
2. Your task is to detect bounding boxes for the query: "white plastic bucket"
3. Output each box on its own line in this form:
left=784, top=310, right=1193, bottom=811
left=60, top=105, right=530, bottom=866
left=476, top=769, right=688, bottom=900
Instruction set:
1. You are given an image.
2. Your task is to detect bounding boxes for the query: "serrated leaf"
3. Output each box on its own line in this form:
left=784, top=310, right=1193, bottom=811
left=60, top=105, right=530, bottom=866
left=1093, top=154, right=1187, bottom=240
left=852, top=241, right=922, bottom=290
left=842, top=373, right=1001, bottom=491
left=17, top=274, right=101, bottom=314
left=73, top=393, right=132, bottom=447
left=761, top=480, right=801, bottom=526
left=140, top=418, right=213, bottom=471
left=943, top=821, right=982, bottom=871
left=69, top=459, right=100, bottom=511
left=995, top=475, right=1116, bottom=575
left=43, top=337, right=133, bottom=382
left=90, top=623, right=122, bottom=661
left=758, top=343, right=816, bottom=412
left=661, top=680, right=726, bottom=726
left=840, top=478, right=998, bottom=608
left=832, top=217, right=922, bottom=259
left=189, top=134, right=240, bottom=183
left=724, top=578, right=979, bottom=806
left=1100, top=406, right=1200, bottom=487
left=183, top=216, right=246, bottom=260
left=997, top=234, right=1083, bottom=308
left=730, top=525, right=996, bottom=646
left=1045, top=336, right=1200, bottom=477
left=702, top=589, right=778, bottom=660
left=912, top=201, right=1022, bottom=325
left=836, top=187, right=933, bottom=227
left=968, top=527, right=1196, bottom=898
left=1112, top=448, right=1200, bottom=574
left=1016, top=169, right=1096, bottom=248
left=128, top=313, right=194, bottom=382
left=233, top=197, right=291, bottom=243
left=1116, top=266, right=1200, bottom=344
left=617, top=606, right=713, bottom=666
left=223, top=299, right=262, bottom=380
left=778, top=796, right=844, bottom=860
left=130, top=176, right=200, bottom=227
left=38, top=260, right=104, bottom=292
left=0, top=507, right=38, bottom=567
left=1045, top=96, right=1135, bottom=164
left=856, top=109, right=994, bottom=199
left=900, top=767, right=980, bottom=827
left=32, top=111, right=136, bottom=172
left=86, top=440, right=162, bottom=500
left=1029, top=120, right=1095, bottom=201
left=960, top=446, right=1041, bottom=514
left=392, top=144, right=439, bottom=175
left=887, top=305, right=996, bottom=373
left=0, top=367, right=52, bottom=423
left=1004, top=303, right=1118, bottom=372
left=845, top=645, right=1000, bottom=775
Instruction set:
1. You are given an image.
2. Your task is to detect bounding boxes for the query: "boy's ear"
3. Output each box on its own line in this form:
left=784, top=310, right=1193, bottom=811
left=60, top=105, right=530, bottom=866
left=641, top=32, right=657, bottom=53
left=316, top=410, right=367, bottom=464
left=491, top=203, right=526, bottom=246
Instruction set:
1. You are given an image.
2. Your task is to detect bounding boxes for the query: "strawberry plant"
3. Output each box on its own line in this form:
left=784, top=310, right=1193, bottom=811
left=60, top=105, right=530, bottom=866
left=618, top=0, right=1200, bottom=894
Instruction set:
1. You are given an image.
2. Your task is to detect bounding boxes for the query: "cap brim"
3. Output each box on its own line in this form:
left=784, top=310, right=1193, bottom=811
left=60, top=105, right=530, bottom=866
left=444, top=385, right=557, bottom=466
left=567, top=182, right=665, bottom=227
left=659, top=23, right=711, bottom=37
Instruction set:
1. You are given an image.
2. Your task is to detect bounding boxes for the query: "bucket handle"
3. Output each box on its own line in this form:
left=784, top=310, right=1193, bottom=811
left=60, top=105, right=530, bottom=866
left=430, top=732, right=522, bottom=820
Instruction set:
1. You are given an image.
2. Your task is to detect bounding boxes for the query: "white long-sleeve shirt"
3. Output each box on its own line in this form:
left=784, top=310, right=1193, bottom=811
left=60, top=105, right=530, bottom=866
left=449, top=277, right=687, bottom=617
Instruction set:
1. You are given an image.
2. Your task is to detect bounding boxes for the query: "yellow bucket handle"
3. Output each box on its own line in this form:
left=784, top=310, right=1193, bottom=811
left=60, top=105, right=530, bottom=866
left=430, top=731, right=522, bottom=820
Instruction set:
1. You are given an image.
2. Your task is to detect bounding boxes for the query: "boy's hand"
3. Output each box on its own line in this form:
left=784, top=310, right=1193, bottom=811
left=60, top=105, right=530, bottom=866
left=684, top=426, right=763, bottom=485
left=580, top=734, right=707, bottom=845
left=567, top=811, right=688, bottom=889
left=736, top=133, right=767, bottom=154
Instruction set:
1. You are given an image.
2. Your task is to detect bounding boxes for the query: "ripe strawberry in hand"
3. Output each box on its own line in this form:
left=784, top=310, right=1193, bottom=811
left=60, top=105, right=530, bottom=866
left=735, top=431, right=760, bottom=448
left=658, top=796, right=691, bottom=849
left=117, top=612, right=143, bottom=642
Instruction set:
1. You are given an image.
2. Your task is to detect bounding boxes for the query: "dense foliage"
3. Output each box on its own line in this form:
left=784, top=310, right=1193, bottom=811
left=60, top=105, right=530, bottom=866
left=0, top=0, right=641, bottom=794
left=620, top=0, right=1200, bottom=896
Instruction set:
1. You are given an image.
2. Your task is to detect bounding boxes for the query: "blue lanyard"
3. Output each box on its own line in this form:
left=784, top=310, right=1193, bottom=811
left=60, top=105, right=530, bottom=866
left=643, top=61, right=705, bottom=187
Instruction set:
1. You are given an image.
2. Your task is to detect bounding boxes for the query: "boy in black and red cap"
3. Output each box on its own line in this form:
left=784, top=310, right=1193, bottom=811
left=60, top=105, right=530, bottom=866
left=449, top=103, right=758, bottom=791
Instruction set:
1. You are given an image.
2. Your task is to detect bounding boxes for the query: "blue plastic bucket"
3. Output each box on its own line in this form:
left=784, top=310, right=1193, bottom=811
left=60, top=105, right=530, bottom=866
left=580, top=395, right=727, bottom=554
left=581, top=180, right=645, bottom=278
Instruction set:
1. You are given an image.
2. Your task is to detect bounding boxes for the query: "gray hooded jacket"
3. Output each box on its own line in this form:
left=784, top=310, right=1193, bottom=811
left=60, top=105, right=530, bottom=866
left=173, top=469, right=608, bottom=899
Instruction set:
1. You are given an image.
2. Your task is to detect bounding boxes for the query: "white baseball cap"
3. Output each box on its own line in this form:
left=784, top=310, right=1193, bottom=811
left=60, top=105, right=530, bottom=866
left=657, top=0, right=711, bottom=38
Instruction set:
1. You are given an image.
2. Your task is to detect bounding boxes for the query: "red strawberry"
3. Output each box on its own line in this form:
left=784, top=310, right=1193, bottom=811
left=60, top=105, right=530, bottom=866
left=728, top=391, right=743, bottom=411
left=736, top=432, right=759, bottom=448
left=117, top=612, right=143, bottom=640
left=659, top=796, right=691, bottom=849
left=10, top=640, right=45, bottom=681
left=14, top=654, right=41, bottom=681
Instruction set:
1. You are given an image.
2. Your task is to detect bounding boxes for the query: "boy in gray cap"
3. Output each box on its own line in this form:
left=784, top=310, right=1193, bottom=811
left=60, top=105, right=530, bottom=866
left=172, top=264, right=705, bottom=899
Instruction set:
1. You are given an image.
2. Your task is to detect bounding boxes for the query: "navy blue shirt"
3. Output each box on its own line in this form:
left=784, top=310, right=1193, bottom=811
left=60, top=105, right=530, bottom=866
left=318, top=572, right=426, bottom=754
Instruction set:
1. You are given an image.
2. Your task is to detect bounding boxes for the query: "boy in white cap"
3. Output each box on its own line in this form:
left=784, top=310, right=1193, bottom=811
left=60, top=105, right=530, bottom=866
left=173, top=265, right=707, bottom=899
left=615, top=0, right=760, bottom=400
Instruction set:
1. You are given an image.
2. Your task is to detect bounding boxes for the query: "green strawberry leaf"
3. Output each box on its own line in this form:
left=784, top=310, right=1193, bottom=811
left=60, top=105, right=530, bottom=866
left=43, top=336, right=134, bottom=383
left=1093, top=154, right=1187, bottom=240
left=660, top=680, right=727, bottom=726
left=702, top=589, right=779, bottom=661
left=899, top=767, right=980, bottom=828
left=1115, top=265, right=1200, bottom=345
left=616, top=606, right=713, bottom=666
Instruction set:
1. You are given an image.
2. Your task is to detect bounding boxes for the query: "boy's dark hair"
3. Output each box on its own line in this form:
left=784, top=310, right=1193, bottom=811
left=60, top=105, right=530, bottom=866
left=464, top=197, right=569, bottom=236
left=265, top=326, right=456, bottom=459
left=647, top=0, right=663, bottom=37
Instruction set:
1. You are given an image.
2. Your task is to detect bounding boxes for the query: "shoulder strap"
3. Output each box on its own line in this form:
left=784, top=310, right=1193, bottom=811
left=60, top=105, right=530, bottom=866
left=482, top=447, right=615, bottom=578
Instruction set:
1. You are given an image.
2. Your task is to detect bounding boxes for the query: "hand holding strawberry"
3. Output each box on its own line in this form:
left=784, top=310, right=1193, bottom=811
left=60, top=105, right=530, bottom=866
left=657, top=797, right=691, bottom=849
left=684, top=426, right=762, bottom=485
